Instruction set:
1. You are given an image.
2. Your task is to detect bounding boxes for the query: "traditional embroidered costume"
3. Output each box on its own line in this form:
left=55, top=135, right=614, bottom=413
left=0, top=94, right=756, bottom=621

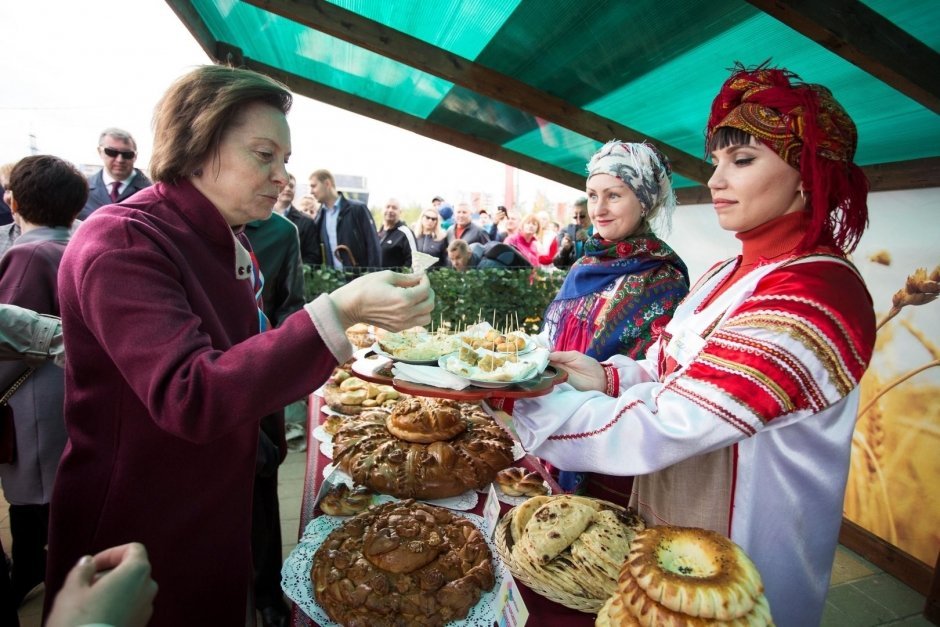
left=512, top=65, right=876, bottom=626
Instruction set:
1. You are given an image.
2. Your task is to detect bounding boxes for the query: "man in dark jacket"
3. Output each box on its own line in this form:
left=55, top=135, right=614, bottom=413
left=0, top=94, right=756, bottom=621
left=553, top=197, right=593, bottom=269
left=447, top=240, right=532, bottom=271
left=273, top=174, right=318, bottom=265
left=309, top=169, right=380, bottom=270
left=243, top=212, right=305, bottom=627
left=445, top=202, right=490, bottom=248
left=79, top=128, right=152, bottom=220
left=377, top=198, right=416, bottom=269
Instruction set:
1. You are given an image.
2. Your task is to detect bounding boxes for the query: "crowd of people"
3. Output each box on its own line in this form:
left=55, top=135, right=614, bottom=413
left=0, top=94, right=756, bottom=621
left=0, top=60, right=877, bottom=627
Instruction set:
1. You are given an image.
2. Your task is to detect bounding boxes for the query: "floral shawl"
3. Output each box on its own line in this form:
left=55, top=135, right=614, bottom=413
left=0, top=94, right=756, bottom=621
left=543, top=233, right=689, bottom=360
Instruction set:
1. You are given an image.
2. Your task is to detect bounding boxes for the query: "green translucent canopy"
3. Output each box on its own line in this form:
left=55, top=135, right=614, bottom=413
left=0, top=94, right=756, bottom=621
left=169, top=0, right=940, bottom=192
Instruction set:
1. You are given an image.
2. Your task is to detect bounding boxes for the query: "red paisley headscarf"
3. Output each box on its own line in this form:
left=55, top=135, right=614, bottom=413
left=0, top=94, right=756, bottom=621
left=706, top=64, right=869, bottom=253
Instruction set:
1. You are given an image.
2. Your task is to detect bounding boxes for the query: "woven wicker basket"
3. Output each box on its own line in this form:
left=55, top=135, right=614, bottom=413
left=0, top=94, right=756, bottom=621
left=493, top=498, right=628, bottom=614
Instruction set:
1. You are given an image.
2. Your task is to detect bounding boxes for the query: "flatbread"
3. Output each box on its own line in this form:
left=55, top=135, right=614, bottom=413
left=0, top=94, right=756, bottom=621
left=578, top=509, right=638, bottom=572
left=520, top=498, right=596, bottom=565
left=510, top=495, right=551, bottom=543
left=511, top=543, right=589, bottom=597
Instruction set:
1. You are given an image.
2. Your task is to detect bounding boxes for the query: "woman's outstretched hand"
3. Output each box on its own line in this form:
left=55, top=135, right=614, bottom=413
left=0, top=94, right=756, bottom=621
left=550, top=350, right=606, bottom=392
left=330, top=271, right=435, bottom=331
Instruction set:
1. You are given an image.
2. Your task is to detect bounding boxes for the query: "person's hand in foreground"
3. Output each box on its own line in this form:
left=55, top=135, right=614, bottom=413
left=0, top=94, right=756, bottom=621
left=550, top=350, right=606, bottom=393
left=330, top=271, right=435, bottom=331
left=46, top=542, right=158, bottom=627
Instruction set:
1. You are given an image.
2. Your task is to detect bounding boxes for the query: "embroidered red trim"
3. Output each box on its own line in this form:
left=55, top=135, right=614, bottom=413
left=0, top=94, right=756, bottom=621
left=603, top=364, right=619, bottom=397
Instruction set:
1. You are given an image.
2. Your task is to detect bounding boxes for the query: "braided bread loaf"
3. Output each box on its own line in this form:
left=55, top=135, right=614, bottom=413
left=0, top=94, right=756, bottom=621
left=312, top=500, right=495, bottom=626
left=333, top=398, right=514, bottom=499
left=495, top=467, right=549, bottom=497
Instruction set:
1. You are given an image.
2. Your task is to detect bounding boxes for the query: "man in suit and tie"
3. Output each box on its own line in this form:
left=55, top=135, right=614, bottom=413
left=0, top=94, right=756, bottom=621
left=78, top=128, right=152, bottom=219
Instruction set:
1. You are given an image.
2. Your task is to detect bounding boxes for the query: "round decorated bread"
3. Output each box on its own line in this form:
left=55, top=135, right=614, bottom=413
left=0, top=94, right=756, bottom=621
left=617, top=572, right=773, bottom=626
left=385, top=397, right=467, bottom=443
left=612, top=526, right=771, bottom=625
left=332, top=398, right=514, bottom=499
left=312, top=499, right=495, bottom=626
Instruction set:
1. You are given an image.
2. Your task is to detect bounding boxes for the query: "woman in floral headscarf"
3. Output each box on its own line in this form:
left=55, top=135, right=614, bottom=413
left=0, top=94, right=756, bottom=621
left=540, top=140, right=689, bottom=496
left=543, top=141, right=689, bottom=362
left=511, top=64, right=876, bottom=626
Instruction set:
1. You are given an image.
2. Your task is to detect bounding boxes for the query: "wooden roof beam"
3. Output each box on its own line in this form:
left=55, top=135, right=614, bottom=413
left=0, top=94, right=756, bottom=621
left=242, top=0, right=713, bottom=185
left=748, top=0, right=940, bottom=114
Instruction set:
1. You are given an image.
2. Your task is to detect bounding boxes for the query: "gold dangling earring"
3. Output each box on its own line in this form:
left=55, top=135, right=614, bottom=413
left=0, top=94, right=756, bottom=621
left=799, top=188, right=806, bottom=204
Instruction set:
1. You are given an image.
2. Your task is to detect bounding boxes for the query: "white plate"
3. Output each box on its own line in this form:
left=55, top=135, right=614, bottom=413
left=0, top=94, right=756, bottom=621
left=281, top=510, right=505, bottom=627
left=319, top=405, right=348, bottom=418
left=350, top=353, right=393, bottom=379
left=322, top=463, right=354, bottom=486
left=311, top=425, right=332, bottom=444
left=438, top=353, right=541, bottom=388
left=371, top=341, right=455, bottom=365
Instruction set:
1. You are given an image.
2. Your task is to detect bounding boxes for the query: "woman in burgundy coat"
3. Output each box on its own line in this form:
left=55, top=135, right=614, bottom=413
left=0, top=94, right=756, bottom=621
left=43, top=65, right=434, bottom=626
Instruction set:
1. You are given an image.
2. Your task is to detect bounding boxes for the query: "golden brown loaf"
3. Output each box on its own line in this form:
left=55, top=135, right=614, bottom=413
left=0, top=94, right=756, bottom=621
left=333, top=399, right=514, bottom=500
left=385, top=397, right=467, bottom=443
left=312, top=500, right=495, bottom=626
left=318, top=484, right=374, bottom=516
left=596, top=526, right=773, bottom=626
left=323, top=374, right=403, bottom=415
left=495, top=467, right=549, bottom=497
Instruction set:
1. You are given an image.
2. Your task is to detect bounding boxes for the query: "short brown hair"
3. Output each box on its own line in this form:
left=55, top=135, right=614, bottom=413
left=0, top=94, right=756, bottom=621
left=9, top=155, right=87, bottom=227
left=447, top=239, right=470, bottom=256
left=149, top=65, right=292, bottom=183
left=309, top=169, right=335, bottom=186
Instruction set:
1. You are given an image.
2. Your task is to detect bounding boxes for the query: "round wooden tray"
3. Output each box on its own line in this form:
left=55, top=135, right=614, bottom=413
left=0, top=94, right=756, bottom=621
left=494, top=497, right=629, bottom=614
left=350, top=351, right=567, bottom=400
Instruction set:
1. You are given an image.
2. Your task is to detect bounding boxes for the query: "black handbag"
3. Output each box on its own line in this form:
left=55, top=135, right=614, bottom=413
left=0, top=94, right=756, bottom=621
left=0, top=367, right=35, bottom=464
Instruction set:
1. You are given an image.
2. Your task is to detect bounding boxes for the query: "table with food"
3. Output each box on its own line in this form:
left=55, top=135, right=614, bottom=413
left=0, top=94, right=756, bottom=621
left=285, top=324, right=775, bottom=627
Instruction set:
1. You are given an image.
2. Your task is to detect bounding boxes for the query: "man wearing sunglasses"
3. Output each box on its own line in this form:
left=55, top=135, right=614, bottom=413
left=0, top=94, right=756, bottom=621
left=79, top=128, right=152, bottom=220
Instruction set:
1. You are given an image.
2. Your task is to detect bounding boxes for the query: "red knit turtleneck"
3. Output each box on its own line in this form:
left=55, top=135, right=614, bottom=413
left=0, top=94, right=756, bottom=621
left=702, top=211, right=808, bottom=308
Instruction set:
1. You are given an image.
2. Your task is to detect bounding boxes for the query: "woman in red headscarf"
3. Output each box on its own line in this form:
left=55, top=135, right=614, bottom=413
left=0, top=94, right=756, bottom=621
left=509, top=64, right=876, bottom=626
